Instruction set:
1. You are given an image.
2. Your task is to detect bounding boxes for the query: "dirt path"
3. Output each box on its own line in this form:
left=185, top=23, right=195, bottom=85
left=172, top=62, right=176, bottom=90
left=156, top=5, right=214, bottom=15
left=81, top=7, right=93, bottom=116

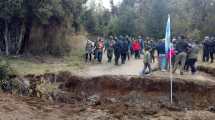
left=80, top=57, right=215, bottom=82
left=81, top=58, right=144, bottom=76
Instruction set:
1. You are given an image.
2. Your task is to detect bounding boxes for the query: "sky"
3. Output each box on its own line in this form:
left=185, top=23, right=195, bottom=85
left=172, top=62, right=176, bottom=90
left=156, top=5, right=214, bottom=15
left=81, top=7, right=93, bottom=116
left=102, top=0, right=122, bottom=9
left=88, top=0, right=122, bottom=9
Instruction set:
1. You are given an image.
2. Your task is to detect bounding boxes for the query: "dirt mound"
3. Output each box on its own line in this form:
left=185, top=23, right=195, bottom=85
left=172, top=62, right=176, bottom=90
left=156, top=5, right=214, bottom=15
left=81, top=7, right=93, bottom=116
left=4, top=71, right=215, bottom=119
left=198, top=65, right=215, bottom=76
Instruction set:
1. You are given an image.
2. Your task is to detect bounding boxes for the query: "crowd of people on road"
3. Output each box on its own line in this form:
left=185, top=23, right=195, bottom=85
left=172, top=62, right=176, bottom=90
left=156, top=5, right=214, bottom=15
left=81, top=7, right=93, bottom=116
left=85, top=35, right=215, bottom=76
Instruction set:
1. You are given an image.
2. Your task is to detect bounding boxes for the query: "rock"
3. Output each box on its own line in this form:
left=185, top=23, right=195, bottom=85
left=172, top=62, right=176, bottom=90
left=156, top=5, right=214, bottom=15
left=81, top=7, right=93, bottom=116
left=105, top=98, right=117, bottom=103
left=87, top=95, right=101, bottom=106
left=208, top=106, right=215, bottom=112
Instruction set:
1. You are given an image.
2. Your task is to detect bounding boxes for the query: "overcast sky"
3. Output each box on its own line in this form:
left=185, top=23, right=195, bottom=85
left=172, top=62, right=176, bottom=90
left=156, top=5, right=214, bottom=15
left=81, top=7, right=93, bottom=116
left=102, top=0, right=122, bottom=9
left=87, top=0, right=122, bottom=8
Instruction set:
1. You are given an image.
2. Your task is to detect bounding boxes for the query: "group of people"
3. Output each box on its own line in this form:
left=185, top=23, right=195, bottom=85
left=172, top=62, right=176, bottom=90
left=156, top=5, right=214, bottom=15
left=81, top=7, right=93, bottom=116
left=85, top=35, right=155, bottom=65
left=85, top=35, right=215, bottom=76
left=202, top=36, right=215, bottom=63
left=141, top=35, right=200, bottom=75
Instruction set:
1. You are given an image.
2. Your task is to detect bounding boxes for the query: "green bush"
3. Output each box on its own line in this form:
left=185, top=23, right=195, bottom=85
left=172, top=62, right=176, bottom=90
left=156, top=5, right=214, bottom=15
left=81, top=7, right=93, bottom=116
left=0, top=61, right=10, bottom=80
left=0, top=60, right=14, bottom=90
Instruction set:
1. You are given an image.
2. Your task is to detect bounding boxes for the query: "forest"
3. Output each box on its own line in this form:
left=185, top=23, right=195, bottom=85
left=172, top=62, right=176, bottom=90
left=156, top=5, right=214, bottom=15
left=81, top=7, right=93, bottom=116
left=1, top=0, right=215, bottom=56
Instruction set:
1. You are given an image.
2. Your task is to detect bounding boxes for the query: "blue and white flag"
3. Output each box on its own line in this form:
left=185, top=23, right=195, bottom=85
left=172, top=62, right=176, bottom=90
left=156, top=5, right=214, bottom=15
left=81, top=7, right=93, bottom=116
left=165, top=15, right=171, bottom=53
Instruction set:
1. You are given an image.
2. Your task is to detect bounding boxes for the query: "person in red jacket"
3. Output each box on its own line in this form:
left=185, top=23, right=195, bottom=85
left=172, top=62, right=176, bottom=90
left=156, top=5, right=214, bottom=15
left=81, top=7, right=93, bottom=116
left=132, top=39, right=141, bottom=59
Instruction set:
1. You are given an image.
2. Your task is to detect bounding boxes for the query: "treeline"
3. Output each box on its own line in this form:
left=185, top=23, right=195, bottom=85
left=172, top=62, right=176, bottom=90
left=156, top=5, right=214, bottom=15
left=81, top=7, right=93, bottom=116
left=83, top=0, right=215, bottom=40
left=0, top=0, right=86, bottom=56
left=1, top=0, right=215, bottom=56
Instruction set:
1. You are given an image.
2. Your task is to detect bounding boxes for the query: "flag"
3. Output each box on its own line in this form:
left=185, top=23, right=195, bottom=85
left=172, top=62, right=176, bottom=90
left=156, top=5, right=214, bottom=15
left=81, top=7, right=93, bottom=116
left=165, top=15, right=171, bottom=53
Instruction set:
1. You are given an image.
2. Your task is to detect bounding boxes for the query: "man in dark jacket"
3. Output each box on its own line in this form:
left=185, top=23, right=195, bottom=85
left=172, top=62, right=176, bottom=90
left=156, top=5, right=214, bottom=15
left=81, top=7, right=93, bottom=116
left=156, top=40, right=166, bottom=71
left=202, top=36, right=210, bottom=62
left=208, top=37, right=215, bottom=63
left=114, top=37, right=122, bottom=65
left=121, top=36, right=129, bottom=64
left=173, top=36, right=189, bottom=75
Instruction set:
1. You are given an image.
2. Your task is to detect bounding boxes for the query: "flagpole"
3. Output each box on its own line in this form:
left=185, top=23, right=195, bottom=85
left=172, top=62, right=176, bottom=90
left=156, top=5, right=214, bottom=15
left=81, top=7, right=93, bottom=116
left=169, top=15, right=173, bottom=104
left=170, top=43, right=173, bottom=104
left=165, top=14, right=173, bottom=104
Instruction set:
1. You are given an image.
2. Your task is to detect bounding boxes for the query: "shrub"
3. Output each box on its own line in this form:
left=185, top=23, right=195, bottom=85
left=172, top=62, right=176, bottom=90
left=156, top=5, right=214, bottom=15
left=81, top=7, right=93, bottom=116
left=0, top=60, right=14, bottom=91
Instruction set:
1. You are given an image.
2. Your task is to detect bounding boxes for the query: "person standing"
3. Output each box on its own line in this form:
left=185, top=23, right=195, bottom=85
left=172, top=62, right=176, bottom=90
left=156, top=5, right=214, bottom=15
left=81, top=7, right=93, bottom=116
left=142, top=47, right=152, bottom=75
left=126, top=35, right=132, bottom=61
left=173, top=36, right=189, bottom=75
left=202, top=36, right=210, bottom=62
left=208, top=37, right=214, bottom=63
left=132, top=39, right=141, bottom=59
left=167, top=43, right=176, bottom=70
left=105, top=36, right=115, bottom=63
left=121, top=36, right=129, bottom=64
left=156, top=40, right=166, bottom=71
left=114, top=37, right=122, bottom=65
left=138, top=36, right=144, bottom=54
left=96, top=38, right=104, bottom=63
left=85, top=40, right=94, bottom=63
left=149, top=39, right=156, bottom=63
left=186, top=42, right=199, bottom=74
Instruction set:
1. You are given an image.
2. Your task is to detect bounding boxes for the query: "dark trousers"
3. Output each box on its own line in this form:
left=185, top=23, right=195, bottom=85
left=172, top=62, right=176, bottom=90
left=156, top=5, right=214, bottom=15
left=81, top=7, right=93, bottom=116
left=115, top=53, right=120, bottom=65
left=151, top=51, right=155, bottom=63
left=121, top=52, right=127, bottom=64
left=127, top=51, right=130, bottom=60
left=186, top=58, right=197, bottom=74
left=107, top=50, right=113, bottom=63
left=107, top=54, right=113, bottom=63
left=134, top=50, right=140, bottom=59
left=85, top=53, right=92, bottom=62
left=203, top=49, right=209, bottom=62
left=97, top=51, right=103, bottom=63
left=210, top=51, right=214, bottom=63
left=142, top=63, right=152, bottom=74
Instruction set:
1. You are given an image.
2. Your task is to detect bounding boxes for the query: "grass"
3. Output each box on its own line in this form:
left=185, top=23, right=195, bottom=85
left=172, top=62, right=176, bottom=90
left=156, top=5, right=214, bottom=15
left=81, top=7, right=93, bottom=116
left=0, top=49, right=85, bottom=76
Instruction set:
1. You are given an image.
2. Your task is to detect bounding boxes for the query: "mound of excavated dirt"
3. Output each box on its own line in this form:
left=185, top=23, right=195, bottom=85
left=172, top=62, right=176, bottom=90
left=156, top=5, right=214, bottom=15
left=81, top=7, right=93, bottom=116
left=3, top=71, right=215, bottom=119
left=198, top=65, right=215, bottom=76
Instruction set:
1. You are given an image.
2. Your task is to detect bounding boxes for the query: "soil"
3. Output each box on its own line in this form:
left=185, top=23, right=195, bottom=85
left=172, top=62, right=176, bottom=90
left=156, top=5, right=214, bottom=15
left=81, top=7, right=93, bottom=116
left=1, top=57, right=215, bottom=120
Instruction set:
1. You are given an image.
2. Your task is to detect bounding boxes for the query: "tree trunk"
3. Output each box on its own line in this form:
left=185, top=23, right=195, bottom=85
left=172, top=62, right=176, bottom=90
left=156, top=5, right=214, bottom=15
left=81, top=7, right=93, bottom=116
left=20, top=19, right=32, bottom=54
left=16, top=23, right=25, bottom=55
left=4, top=20, right=9, bottom=56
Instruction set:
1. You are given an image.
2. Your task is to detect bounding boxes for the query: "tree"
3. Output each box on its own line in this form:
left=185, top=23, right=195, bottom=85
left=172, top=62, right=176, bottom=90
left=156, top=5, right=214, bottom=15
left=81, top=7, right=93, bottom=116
left=0, top=0, right=87, bottom=56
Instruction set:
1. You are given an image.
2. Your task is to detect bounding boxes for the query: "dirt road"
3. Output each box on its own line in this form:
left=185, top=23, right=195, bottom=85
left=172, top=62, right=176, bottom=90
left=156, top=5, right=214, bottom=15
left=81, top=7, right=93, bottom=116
left=82, top=59, right=144, bottom=76
left=80, top=57, right=215, bottom=82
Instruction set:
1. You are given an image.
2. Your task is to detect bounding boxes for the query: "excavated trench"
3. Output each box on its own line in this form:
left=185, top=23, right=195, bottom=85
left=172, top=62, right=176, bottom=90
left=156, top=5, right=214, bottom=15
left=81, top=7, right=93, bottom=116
left=5, top=69, right=215, bottom=119
left=10, top=71, right=215, bottom=109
